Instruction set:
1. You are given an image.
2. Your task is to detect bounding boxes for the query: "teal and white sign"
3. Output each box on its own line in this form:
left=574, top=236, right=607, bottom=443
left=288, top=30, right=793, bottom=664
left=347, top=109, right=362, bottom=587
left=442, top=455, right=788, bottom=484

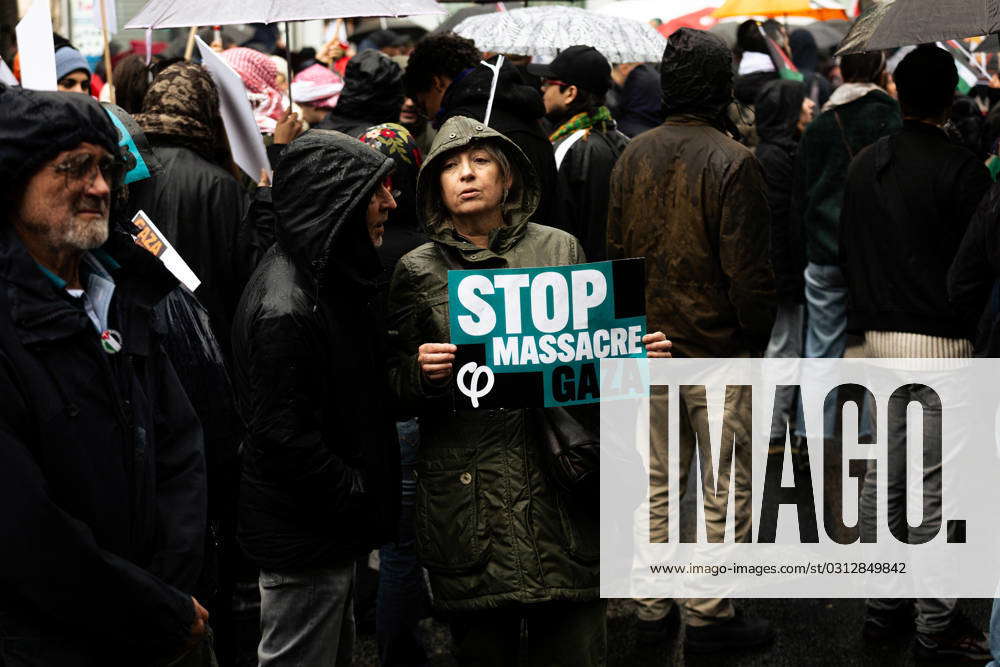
left=448, top=259, right=646, bottom=408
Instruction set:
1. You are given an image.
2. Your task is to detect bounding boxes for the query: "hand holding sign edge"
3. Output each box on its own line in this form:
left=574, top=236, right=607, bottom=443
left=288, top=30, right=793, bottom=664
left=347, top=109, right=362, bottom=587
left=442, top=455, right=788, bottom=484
left=643, top=331, right=672, bottom=358
left=418, top=342, right=457, bottom=384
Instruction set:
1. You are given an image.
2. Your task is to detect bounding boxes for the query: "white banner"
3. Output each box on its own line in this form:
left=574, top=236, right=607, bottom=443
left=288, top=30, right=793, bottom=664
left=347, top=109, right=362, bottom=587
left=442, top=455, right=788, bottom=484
left=16, top=0, right=56, bottom=91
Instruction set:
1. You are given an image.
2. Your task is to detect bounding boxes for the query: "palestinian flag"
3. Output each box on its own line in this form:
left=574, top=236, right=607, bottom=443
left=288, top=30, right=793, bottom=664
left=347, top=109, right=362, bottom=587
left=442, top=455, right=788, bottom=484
left=955, top=58, right=979, bottom=94
left=941, top=41, right=983, bottom=94
left=758, top=24, right=803, bottom=82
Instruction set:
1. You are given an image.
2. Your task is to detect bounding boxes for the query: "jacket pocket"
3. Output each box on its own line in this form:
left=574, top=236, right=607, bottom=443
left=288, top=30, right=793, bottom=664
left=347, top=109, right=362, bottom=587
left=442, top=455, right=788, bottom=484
left=415, top=451, right=490, bottom=573
left=555, top=491, right=600, bottom=563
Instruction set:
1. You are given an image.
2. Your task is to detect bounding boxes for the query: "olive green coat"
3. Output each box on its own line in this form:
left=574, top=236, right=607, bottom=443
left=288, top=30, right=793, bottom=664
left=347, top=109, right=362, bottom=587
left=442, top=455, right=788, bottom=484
left=386, top=116, right=599, bottom=611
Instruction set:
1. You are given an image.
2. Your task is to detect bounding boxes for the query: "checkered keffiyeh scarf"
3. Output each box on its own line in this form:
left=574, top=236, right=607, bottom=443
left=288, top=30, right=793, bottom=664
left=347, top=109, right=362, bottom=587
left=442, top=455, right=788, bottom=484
left=221, top=47, right=286, bottom=133
left=548, top=106, right=614, bottom=143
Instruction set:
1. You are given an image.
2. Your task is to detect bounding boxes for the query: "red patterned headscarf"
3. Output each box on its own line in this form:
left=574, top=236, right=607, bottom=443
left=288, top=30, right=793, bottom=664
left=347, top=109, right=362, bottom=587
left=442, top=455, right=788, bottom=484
left=221, top=47, right=286, bottom=133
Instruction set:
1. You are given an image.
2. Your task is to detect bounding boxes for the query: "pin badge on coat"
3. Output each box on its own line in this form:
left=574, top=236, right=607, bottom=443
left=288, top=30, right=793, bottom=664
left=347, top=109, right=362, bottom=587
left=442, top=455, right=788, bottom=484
left=101, top=329, right=123, bottom=354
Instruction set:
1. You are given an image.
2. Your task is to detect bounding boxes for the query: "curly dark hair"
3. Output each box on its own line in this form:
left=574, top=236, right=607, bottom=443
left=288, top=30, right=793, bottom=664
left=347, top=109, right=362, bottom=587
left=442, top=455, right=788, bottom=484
left=404, top=33, right=481, bottom=99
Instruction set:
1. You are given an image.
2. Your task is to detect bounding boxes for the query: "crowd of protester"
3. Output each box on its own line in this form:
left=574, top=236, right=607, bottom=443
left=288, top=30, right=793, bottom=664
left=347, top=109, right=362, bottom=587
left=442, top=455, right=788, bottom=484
left=4, top=13, right=1000, bottom=666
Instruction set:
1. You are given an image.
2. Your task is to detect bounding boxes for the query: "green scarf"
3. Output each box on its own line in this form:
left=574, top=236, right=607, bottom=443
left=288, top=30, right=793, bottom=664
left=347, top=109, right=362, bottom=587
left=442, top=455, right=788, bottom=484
left=548, top=106, right=613, bottom=144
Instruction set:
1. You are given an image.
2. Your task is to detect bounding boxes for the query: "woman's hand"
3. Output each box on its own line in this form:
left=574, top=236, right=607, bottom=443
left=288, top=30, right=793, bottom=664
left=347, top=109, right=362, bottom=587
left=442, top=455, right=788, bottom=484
left=643, top=332, right=672, bottom=358
left=418, top=343, right=457, bottom=383
left=274, top=109, right=304, bottom=145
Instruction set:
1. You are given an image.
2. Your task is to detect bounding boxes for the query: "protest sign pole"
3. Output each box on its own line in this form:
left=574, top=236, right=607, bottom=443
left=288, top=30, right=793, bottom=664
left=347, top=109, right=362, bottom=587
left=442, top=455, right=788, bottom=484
left=286, top=21, right=294, bottom=106
left=184, top=26, right=198, bottom=61
left=481, top=54, right=504, bottom=127
left=99, top=0, right=115, bottom=103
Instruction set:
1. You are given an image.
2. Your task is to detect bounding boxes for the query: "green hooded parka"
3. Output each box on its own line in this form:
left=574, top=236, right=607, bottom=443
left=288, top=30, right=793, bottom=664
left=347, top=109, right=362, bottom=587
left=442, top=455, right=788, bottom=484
left=386, top=116, right=599, bottom=611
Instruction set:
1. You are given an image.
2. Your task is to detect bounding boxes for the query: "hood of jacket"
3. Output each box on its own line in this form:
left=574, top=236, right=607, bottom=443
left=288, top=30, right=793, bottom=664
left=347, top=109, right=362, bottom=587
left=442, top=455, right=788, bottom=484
left=416, top=115, right=539, bottom=254
left=790, top=29, right=819, bottom=75
left=438, top=57, right=546, bottom=130
left=660, top=27, right=734, bottom=119
left=272, top=129, right=394, bottom=289
left=328, top=50, right=404, bottom=127
left=755, top=79, right=805, bottom=151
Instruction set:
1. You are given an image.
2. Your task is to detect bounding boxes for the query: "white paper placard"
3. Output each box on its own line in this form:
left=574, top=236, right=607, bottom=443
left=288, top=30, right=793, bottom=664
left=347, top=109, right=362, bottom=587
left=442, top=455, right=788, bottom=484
left=195, top=36, right=272, bottom=182
left=16, top=0, right=57, bottom=91
left=131, top=210, right=201, bottom=292
left=0, top=59, right=17, bottom=86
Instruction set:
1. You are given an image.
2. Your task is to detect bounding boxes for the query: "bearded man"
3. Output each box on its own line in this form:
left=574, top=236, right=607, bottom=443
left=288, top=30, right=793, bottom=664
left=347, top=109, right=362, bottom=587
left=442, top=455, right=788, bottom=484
left=0, top=85, right=210, bottom=665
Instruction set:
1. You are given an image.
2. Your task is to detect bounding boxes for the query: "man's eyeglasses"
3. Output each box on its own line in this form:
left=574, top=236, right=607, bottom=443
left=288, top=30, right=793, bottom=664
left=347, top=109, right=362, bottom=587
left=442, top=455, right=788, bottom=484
left=541, top=79, right=570, bottom=90
left=50, top=153, right=125, bottom=190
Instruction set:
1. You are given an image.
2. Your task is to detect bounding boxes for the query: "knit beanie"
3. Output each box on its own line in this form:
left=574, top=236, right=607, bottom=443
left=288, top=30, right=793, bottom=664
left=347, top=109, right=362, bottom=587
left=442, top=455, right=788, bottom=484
left=55, top=46, right=91, bottom=81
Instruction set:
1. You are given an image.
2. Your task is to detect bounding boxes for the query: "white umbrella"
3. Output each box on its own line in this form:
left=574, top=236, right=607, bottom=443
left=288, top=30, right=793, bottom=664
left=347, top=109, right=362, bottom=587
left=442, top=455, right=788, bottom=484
left=453, top=6, right=667, bottom=64
left=124, top=0, right=445, bottom=29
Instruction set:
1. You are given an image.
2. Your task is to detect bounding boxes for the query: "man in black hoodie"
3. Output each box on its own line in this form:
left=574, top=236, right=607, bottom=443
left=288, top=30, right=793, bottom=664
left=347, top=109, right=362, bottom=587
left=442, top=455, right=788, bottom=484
left=404, top=32, right=558, bottom=227
left=317, top=49, right=405, bottom=137
left=756, top=80, right=814, bottom=358
left=232, top=130, right=401, bottom=665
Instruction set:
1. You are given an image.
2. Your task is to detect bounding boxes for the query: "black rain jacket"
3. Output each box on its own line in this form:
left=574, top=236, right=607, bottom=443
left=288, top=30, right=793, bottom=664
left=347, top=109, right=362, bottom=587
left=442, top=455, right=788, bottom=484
left=126, top=143, right=249, bottom=361
left=550, top=118, right=629, bottom=261
left=0, top=225, right=206, bottom=664
left=840, top=120, right=992, bottom=338
left=437, top=57, right=559, bottom=228
left=755, top=79, right=807, bottom=304
left=232, top=130, right=401, bottom=572
left=316, top=50, right=404, bottom=138
left=949, top=182, right=1000, bottom=355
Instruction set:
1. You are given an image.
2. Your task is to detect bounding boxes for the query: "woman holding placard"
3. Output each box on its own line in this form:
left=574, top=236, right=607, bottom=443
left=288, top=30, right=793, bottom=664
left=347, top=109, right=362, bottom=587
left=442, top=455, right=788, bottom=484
left=387, top=115, right=669, bottom=665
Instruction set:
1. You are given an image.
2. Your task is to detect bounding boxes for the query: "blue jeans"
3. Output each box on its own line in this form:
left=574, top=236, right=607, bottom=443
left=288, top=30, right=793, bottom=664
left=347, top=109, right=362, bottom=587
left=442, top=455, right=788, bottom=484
left=376, top=419, right=429, bottom=666
left=804, top=263, right=848, bottom=359
left=765, top=303, right=805, bottom=441
left=258, top=564, right=355, bottom=666
left=803, top=263, right=873, bottom=439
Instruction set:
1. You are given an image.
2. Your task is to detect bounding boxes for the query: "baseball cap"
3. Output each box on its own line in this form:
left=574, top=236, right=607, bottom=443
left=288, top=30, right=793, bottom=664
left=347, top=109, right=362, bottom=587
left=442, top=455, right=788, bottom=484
left=526, top=45, right=612, bottom=96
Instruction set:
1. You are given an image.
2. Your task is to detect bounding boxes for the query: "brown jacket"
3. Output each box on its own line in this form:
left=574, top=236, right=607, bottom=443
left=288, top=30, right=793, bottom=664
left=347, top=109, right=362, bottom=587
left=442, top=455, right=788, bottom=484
left=607, top=114, right=777, bottom=357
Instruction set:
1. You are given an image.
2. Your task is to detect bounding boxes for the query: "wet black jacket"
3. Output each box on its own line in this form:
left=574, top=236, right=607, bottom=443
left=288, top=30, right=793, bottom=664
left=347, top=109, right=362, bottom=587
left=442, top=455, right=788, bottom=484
left=551, top=120, right=629, bottom=261
left=0, top=225, right=205, bottom=664
left=233, top=130, right=400, bottom=572
left=316, top=50, right=404, bottom=138
left=438, top=58, right=558, bottom=228
left=755, top=80, right=807, bottom=304
left=608, top=28, right=776, bottom=357
left=126, top=142, right=249, bottom=360
left=949, top=182, right=1000, bottom=355
left=840, top=120, right=992, bottom=337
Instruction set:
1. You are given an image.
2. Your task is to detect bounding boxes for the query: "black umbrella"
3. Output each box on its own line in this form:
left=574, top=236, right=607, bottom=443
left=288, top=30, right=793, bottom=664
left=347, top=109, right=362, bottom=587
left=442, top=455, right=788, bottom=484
left=838, top=0, right=1000, bottom=55
left=802, top=19, right=850, bottom=52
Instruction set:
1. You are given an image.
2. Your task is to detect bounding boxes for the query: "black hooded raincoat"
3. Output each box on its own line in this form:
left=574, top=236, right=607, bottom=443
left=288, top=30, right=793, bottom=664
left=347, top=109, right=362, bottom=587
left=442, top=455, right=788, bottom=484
left=232, top=130, right=400, bottom=573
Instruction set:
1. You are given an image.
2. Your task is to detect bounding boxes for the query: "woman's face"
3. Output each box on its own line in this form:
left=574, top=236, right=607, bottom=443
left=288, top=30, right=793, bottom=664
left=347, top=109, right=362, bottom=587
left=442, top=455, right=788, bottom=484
left=439, top=147, right=509, bottom=218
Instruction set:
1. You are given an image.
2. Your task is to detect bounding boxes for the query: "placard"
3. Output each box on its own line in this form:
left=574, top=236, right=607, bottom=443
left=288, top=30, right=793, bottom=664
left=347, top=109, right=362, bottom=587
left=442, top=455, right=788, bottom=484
left=448, top=259, right=645, bottom=408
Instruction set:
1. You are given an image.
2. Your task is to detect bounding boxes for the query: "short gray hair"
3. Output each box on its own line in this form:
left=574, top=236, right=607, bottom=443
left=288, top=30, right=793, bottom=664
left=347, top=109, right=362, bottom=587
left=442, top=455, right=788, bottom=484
left=435, top=139, right=521, bottom=219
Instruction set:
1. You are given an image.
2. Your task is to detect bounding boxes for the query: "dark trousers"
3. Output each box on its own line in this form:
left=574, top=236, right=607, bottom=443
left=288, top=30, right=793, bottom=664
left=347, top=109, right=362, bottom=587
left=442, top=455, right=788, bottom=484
left=377, top=419, right=429, bottom=666
left=449, top=599, right=607, bottom=667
